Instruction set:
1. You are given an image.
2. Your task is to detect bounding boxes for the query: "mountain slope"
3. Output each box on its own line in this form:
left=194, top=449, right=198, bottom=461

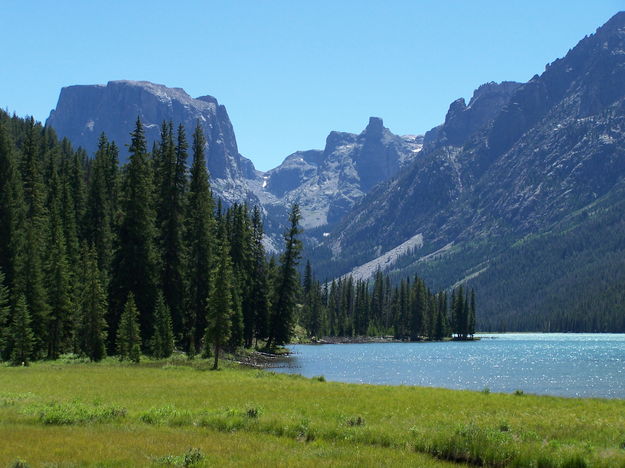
left=315, top=12, right=625, bottom=330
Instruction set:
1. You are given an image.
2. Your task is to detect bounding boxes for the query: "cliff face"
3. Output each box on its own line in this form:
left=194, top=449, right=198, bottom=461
left=46, top=80, right=256, bottom=183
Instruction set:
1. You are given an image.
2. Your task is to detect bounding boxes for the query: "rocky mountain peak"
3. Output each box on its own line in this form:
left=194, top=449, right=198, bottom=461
left=364, top=116, right=385, bottom=135
left=46, top=80, right=256, bottom=187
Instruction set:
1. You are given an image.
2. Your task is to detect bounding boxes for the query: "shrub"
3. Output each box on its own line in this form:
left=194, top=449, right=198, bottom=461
left=245, top=406, right=263, bottom=419
left=346, top=416, right=366, bottom=427
left=26, top=401, right=126, bottom=425
left=9, top=459, right=30, bottom=468
left=155, top=448, right=204, bottom=467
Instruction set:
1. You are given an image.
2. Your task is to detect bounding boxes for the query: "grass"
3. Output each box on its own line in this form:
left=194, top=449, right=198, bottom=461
left=1, top=358, right=625, bottom=467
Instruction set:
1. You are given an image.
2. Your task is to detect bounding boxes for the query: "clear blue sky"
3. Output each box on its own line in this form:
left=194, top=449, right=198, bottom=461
left=1, top=1, right=623, bottom=170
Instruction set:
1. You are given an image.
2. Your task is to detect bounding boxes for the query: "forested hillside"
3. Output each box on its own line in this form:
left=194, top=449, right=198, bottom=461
left=310, top=12, right=625, bottom=332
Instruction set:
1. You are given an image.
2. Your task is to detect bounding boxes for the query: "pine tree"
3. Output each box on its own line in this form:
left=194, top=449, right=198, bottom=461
left=45, top=162, right=73, bottom=359
left=249, top=206, right=270, bottom=346
left=19, top=118, right=49, bottom=357
left=156, top=122, right=188, bottom=340
left=267, top=204, right=302, bottom=348
left=151, top=291, right=174, bottom=358
left=0, top=121, right=25, bottom=295
left=85, top=134, right=115, bottom=279
left=205, top=234, right=234, bottom=370
left=79, top=246, right=108, bottom=362
left=10, top=294, right=34, bottom=366
left=0, top=269, right=9, bottom=358
left=229, top=204, right=251, bottom=349
left=110, top=118, right=158, bottom=348
left=468, top=289, right=476, bottom=339
left=116, top=293, right=141, bottom=363
left=186, top=122, right=215, bottom=353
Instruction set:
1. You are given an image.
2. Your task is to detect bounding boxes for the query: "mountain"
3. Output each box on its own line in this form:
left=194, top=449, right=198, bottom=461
left=45, top=81, right=420, bottom=248
left=46, top=80, right=257, bottom=201
left=250, top=117, right=422, bottom=235
left=313, top=12, right=625, bottom=331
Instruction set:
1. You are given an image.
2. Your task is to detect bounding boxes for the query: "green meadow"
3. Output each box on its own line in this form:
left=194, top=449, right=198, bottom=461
left=2, top=357, right=625, bottom=467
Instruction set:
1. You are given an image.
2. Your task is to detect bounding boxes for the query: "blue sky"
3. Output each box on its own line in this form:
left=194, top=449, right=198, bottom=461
left=1, top=1, right=623, bottom=170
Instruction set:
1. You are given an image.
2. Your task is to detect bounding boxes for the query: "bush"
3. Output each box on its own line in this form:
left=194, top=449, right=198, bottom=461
left=155, top=448, right=204, bottom=467
left=26, top=401, right=126, bottom=425
left=346, top=416, right=366, bottom=427
left=9, top=459, right=30, bottom=468
left=313, top=375, right=326, bottom=382
left=139, top=406, right=192, bottom=426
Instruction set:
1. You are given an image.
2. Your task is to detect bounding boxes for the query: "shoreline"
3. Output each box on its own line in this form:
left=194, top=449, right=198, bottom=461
left=296, top=336, right=479, bottom=345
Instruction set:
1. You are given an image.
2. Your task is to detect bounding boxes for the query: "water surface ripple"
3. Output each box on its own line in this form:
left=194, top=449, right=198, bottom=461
left=272, top=334, right=625, bottom=398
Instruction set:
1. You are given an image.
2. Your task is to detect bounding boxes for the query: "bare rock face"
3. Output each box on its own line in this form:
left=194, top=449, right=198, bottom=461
left=253, top=117, right=423, bottom=232
left=46, top=80, right=256, bottom=183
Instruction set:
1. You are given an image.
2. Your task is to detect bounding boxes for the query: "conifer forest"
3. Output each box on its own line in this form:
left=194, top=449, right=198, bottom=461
left=0, top=110, right=475, bottom=366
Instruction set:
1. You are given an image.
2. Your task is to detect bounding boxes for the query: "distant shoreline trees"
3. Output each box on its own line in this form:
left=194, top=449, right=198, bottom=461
left=300, top=266, right=476, bottom=341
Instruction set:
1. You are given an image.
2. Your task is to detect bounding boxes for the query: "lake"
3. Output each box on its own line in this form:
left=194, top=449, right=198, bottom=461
left=271, top=333, right=625, bottom=399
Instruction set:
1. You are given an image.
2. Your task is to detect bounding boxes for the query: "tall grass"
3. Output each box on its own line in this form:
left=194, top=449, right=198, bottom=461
left=1, top=360, right=625, bottom=467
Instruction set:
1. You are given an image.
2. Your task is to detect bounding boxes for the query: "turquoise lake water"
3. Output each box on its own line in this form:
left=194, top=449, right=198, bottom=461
left=272, top=333, right=625, bottom=398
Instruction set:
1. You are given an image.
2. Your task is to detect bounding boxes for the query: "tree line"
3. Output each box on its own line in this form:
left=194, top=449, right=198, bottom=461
left=300, top=264, right=476, bottom=341
left=0, top=111, right=302, bottom=367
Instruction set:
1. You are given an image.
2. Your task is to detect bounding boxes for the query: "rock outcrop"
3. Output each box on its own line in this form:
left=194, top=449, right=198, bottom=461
left=46, top=80, right=256, bottom=187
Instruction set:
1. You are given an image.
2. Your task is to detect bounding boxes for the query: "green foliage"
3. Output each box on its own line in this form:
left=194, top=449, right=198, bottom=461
left=268, top=204, right=302, bottom=347
left=185, top=123, right=214, bottom=354
left=78, top=245, right=108, bottom=362
left=9, top=295, right=34, bottom=366
left=25, top=400, right=126, bottom=425
left=0, top=269, right=10, bottom=357
left=156, top=122, right=189, bottom=342
left=155, top=447, right=204, bottom=467
left=9, top=459, right=30, bottom=468
left=0, top=111, right=322, bottom=368
left=116, top=293, right=141, bottom=363
left=205, top=233, right=234, bottom=369
left=110, top=117, right=158, bottom=347
left=151, top=291, right=174, bottom=358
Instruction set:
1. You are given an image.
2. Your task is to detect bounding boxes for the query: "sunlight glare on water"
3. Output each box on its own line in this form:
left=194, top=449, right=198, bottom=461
left=271, top=334, right=625, bottom=398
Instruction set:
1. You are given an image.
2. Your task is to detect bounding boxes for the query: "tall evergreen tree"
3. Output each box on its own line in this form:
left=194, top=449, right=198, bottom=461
left=79, top=245, right=108, bottom=362
left=267, top=204, right=302, bottom=348
left=0, top=269, right=9, bottom=358
left=110, top=118, right=158, bottom=348
left=154, top=122, right=188, bottom=342
left=19, top=118, right=49, bottom=357
left=249, top=206, right=270, bottom=346
left=9, top=295, right=34, bottom=366
left=151, top=291, right=174, bottom=358
left=468, top=289, right=476, bottom=339
left=85, top=134, right=115, bottom=279
left=116, top=293, right=141, bottom=363
left=45, top=162, right=73, bottom=359
left=0, top=121, right=25, bottom=295
left=186, top=123, right=215, bottom=353
left=205, top=234, right=234, bottom=370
